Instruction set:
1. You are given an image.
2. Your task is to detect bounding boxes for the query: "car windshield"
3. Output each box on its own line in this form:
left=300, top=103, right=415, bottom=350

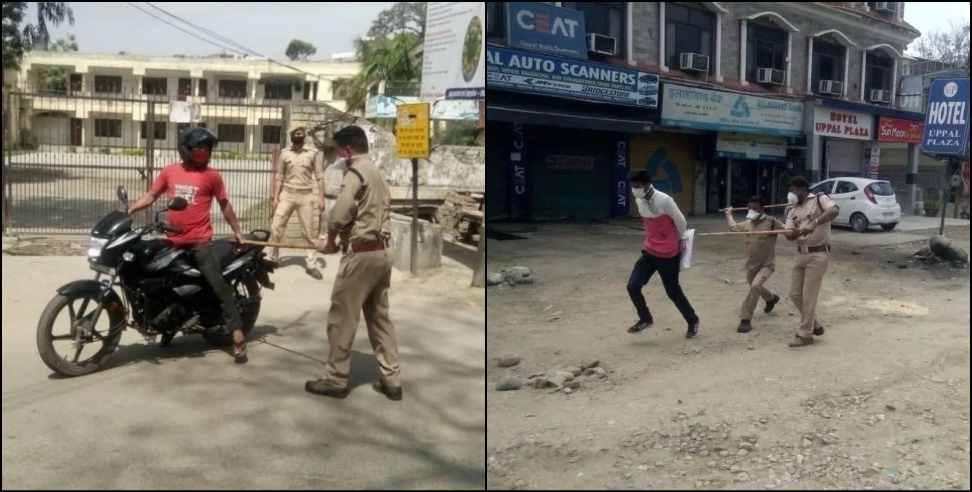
left=868, top=182, right=895, bottom=196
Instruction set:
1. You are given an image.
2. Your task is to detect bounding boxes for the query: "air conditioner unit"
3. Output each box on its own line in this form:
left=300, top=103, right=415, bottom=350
left=679, top=52, right=709, bottom=73
left=818, top=80, right=843, bottom=96
left=587, top=33, right=617, bottom=56
left=873, top=2, right=896, bottom=14
left=757, top=67, right=785, bottom=85
left=869, top=89, right=891, bottom=103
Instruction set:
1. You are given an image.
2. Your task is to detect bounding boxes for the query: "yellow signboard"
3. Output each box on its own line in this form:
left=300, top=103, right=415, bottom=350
left=396, top=102, right=430, bottom=159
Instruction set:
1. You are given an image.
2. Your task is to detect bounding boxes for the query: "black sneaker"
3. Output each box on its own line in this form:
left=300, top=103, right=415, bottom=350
left=305, top=379, right=350, bottom=399
left=813, top=324, right=825, bottom=336
left=764, top=295, right=781, bottom=314
left=737, top=320, right=753, bottom=333
left=686, top=320, right=700, bottom=339
left=372, top=380, right=403, bottom=401
left=627, top=319, right=653, bottom=334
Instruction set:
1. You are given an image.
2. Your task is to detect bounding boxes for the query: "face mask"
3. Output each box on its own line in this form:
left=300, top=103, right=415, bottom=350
left=189, top=147, right=211, bottom=167
left=632, top=187, right=646, bottom=199
left=787, top=192, right=799, bottom=205
left=746, top=210, right=763, bottom=221
left=291, top=136, right=305, bottom=145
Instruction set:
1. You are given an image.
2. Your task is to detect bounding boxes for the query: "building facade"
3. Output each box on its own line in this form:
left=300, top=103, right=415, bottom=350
left=487, top=1, right=926, bottom=221
left=5, top=51, right=360, bottom=154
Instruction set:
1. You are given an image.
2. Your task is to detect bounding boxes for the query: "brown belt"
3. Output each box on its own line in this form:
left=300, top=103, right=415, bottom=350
left=351, top=241, right=385, bottom=253
left=798, top=244, right=831, bottom=254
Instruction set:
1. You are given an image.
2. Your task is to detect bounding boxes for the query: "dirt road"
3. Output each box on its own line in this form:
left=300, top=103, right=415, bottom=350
left=487, top=219, right=970, bottom=490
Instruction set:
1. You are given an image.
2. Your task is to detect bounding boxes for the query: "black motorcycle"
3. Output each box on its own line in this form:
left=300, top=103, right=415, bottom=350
left=36, top=185, right=276, bottom=377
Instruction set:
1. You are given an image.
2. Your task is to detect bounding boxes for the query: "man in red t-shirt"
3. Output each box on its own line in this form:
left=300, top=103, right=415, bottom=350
left=128, top=127, right=249, bottom=363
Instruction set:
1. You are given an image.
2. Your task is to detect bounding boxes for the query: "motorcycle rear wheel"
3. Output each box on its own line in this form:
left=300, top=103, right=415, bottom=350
left=201, top=277, right=261, bottom=347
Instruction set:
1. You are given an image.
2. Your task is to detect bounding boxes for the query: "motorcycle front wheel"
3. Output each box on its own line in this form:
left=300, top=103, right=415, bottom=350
left=37, top=292, right=125, bottom=377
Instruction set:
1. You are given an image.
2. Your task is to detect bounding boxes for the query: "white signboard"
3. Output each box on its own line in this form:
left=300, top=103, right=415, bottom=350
left=661, top=84, right=803, bottom=136
left=421, top=2, right=485, bottom=100
left=812, top=106, right=873, bottom=141
left=366, top=96, right=480, bottom=120
left=169, top=99, right=201, bottom=123
left=716, top=133, right=787, bottom=161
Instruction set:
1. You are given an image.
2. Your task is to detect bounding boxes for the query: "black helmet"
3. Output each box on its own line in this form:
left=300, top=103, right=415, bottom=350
left=178, top=127, right=218, bottom=165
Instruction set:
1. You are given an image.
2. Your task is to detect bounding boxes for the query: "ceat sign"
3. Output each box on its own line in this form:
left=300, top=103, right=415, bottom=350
left=506, top=2, right=588, bottom=59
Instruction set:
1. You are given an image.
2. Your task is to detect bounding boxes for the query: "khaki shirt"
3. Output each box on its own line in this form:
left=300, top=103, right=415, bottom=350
left=327, top=154, right=391, bottom=245
left=278, top=146, right=323, bottom=193
left=785, top=193, right=838, bottom=248
left=729, top=216, right=785, bottom=270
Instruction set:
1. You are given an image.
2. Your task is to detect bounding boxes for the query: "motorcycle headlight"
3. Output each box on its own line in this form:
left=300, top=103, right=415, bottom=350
left=88, top=237, right=109, bottom=259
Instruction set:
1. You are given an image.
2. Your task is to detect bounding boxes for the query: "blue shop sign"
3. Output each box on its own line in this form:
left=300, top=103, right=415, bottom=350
left=487, top=46, right=659, bottom=108
left=506, top=2, right=588, bottom=59
left=921, top=78, right=970, bottom=156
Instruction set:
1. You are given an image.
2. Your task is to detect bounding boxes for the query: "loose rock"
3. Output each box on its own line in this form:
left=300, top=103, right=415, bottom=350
left=496, top=376, right=524, bottom=391
left=497, top=355, right=522, bottom=368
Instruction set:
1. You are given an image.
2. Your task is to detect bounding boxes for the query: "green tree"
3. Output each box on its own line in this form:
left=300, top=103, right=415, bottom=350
left=367, top=2, right=427, bottom=40
left=2, top=2, right=75, bottom=70
left=285, top=38, right=317, bottom=61
left=342, top=33, right=423, bottom=113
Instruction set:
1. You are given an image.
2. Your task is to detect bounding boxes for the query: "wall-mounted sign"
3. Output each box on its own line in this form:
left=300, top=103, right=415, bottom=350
left=420, top=2, right=485, bottom=100
left=487, top=46, right=659, bottom=108
left=661, top=84, right=803, bottom=136
left=716, top=133, right=787, bottom=161
left=812, top=106, right=873, bottom=140
left=921, top=78, right=970, bottom=156
left=877, top=116, right=923, bottom=143
left=506, top=2, right=588, bottom=59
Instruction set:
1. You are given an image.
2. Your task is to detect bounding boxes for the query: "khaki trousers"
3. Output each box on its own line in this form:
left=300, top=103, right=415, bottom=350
left=324, top=250, right=401, bottom=388
left=269, top=188, right=319, bottom=264
left=740, top=266, right=775, bottom=320
left=789, top=251, right=830, bottom=338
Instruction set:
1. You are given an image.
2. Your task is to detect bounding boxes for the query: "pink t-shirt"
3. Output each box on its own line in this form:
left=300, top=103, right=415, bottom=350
left=149, top=163, right=228, bottom=247
left=642, top=215, right=680, bottom=258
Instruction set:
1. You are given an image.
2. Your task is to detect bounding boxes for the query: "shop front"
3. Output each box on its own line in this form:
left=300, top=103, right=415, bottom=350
left=486, top=41, right=659, bottom=222
left=660, top=83, right=805, bottom=213
left=809, top=105, right=874, bottom=181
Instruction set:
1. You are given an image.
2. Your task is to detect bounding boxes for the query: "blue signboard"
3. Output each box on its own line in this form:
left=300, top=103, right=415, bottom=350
left=487, top=46, right=659, bottom=108
left=921, top=78, right=970, bottom=156
left=612, top=139, right=630, bottom=217
left=506, top=2, right=588, bottom=59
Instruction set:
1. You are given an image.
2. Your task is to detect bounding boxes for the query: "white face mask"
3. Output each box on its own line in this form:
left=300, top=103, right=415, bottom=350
left=787, top=192, right=799, bottom=205
left=746, top=210, right=763, bottom=221
left=632, top=187, right=647, bottom=199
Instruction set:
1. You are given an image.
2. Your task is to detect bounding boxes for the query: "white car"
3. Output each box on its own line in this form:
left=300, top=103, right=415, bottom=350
left=809, top=177, right=902, bottom=232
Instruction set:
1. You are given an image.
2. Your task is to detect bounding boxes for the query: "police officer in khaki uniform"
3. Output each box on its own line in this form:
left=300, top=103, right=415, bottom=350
left=305, top=125, right=401, bottom=401
left=783, top=176, right=840, bottom=348
left=268, top=126, right=325, bottom=279
left=725, top=196, right=785, bottom=334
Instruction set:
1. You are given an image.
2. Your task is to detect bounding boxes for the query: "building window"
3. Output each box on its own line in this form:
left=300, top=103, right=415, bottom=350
left=94, top=76, right=122, bottom=94
left=142, top=77, right=167, bottom=96
left=747, top=22, right=786, bottom=83
left=262, top=125, right=282, bottom=144
left=867, top=2, right=898, bottom=16
left=140, top=121, right=167, bottom=140
left=69, top=74, right=82, bottom=94
left=218, top=79, right=248, bottom=99
left=563, top=2, right=626, bottom=58
left=178, top=78, right=192, bottom=98
left=866, top=51, right=894, bottom=92
left=665, top=3, right=715, bottom=74
left=198, top=79, right=208, bottom=97
left=218, top=124, right=245, bottom=143
left=487, top=2, right=504, bottom=42
left=812, top=39, right=846, bottom=93
left=264, top=81, right=294, bottom=100
left=94, top=119, right=122, bottom=138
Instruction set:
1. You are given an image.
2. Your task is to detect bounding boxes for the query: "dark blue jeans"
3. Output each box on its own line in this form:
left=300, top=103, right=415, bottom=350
left=627, top=251, right=698, bottom=325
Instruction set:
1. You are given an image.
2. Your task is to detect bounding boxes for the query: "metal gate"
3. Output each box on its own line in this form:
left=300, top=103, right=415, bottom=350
left=3, top=89, right=288, bottom=236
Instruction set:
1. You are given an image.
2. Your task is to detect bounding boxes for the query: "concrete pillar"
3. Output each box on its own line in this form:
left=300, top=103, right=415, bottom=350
left=725, top=159, right=732, bottom=209
left=809, top=133, right=823, bottom=183
left=806, top=37, right=813, bottom=94
left=739, top=19, right=748, bottom=86
left=715, top=11, right=723, bottom=82
left=907, top=143, right=921, bottom=215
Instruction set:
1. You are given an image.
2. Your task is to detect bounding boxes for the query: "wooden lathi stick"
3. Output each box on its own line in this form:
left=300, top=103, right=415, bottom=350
left=697, top=230, right=793, bottom=237
left=719, top=203, right=791, bottom=212
left=241, top=239, right=320, bottom=251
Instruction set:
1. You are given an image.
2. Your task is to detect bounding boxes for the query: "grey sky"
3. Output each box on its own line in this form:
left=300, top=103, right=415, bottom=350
left=904, top=2, right=971, bottom=55
left=35, top=2, right=395, bottom=60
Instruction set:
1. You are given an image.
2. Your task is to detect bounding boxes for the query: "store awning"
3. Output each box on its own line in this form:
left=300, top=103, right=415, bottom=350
left=487, top=103, right=654, bottom=134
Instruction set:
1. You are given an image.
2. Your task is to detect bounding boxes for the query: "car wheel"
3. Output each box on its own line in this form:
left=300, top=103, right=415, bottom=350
left=851, top=213, right=869, bottom=233
left=881, top=223, right=897, bottom=232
